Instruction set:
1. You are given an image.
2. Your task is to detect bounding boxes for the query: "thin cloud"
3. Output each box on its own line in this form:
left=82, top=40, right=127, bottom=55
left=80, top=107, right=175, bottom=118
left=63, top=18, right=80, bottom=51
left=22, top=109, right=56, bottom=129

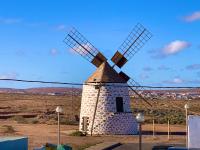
left=163, top=78, right=184, bottom=84
left=15, top=50, right=26, bottom=56
left=140, top=73, right=149, bottom=79
left=163, top=40, right=190, bottom=55
left=157, top=65, right=171, bottom=70
left=0, top=72, right=18, bottom=79
left=186, top=64, right=200, bottom=70
left=56, top=24, right=67, bottom=31
left=50, top=48, right=58, bottom=56
left=197, top=72, right=200, bottom=77
left=183, top=11, right=200, bottom=22
left=0, top=17, right=22, bottom=24
left=26, top=22, right=47, bottom=27
left=163, top=77, right=200, bottom=85
left=60, top=71, right=68, bottom=75
left=0, top=17, right=52, bottom=30
left=143, top=67, right=153, bottom=71
left=187, top=79, right=200, bottom=84
left=151, top=40, right=191, bottom=58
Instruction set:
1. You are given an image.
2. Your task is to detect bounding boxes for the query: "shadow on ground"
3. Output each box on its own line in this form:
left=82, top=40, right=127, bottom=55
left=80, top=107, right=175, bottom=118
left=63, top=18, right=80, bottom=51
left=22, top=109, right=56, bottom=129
left=111, top=143, right=185, bottom=150
left=143, top=131, right=186, bottom=135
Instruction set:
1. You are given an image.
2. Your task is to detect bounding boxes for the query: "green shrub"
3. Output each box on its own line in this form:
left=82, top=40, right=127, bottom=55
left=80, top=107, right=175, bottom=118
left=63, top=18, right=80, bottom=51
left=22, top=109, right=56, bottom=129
left=28, top=118, right=39, bottom=124
left=46, top=119, right=57, bottom=125
left=70, top=131, right=86, bottom=136
left=0, top=125, right=15, bottom=133
left=60, top=117, right=79, bottom=125
left=133, top=108, right=186, bottom=125
left=11, top=116, right=28, bottom=124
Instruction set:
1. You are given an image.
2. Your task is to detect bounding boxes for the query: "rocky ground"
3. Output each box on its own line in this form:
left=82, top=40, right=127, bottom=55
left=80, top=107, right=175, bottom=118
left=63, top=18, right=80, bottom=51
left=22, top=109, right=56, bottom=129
left=0, top=92, right=199, bottom=149
left=0, top=120, right=186, bottom=150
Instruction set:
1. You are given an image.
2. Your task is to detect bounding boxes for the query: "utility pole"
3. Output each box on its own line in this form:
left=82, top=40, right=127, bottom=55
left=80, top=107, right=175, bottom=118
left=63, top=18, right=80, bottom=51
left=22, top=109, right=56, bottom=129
left=184, top=104, right=189, bottom=148
left=152, top=117, right=155, bottom=139
left=168, top=119, right=170, bottom=140
left=56, top=106, right=63, bottom=145
left=136, top=113, right=145, bottom=150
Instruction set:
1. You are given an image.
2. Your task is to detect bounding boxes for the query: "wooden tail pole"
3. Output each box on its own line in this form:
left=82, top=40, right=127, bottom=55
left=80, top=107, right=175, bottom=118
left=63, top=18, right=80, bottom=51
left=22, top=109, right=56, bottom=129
left=186, top=108, right=188, bottom=148
left=168, top=119, right=170, bottom=140
left=153, top=118, right=155, bottom=139
left=90, top=83, right=101, bottom=136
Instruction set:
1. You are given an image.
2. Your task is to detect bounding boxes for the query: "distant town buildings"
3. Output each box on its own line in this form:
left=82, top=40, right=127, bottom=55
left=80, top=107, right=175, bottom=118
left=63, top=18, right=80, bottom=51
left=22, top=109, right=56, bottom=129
left=129, top=90, right=200, bottom=100
left=0, top=88, right=199, bottom=100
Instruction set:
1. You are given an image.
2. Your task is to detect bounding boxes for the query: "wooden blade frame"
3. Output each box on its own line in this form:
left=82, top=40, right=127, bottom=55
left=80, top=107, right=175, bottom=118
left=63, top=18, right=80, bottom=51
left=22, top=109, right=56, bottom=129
left=118, top=71, right=130, bottom=82
left=111, top=51, right=127, bottom=68
left=112, top=23, right=152, bottom=68
left=64, top=27, right=107, bottom=67
left=117, top=71, right=153, bottom=107
left=129, top=86, right=152, bottom=107
left=128, top=78, right=153, bottom=107
left=128, top=78, right=158, bottom=100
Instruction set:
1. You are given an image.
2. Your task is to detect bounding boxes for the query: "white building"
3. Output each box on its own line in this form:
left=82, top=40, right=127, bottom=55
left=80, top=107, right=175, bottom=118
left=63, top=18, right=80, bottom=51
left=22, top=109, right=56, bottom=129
left=79, top=62, right=138, bottom=135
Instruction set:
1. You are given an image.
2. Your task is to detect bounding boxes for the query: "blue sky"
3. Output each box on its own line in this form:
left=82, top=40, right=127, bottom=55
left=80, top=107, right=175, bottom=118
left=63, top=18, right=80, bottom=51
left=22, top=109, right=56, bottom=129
left=0, top=0, right=200, bottom=88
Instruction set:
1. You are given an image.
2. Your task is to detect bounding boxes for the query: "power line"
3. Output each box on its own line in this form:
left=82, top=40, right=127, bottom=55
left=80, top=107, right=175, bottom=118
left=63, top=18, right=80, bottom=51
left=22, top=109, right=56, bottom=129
left=138, top=85, right=200, bottom=89
left=0, top=78, right=83, bottom=86
left=1, top=78, right=199, bottom=115
left=0, top=78, right=200, bottom=89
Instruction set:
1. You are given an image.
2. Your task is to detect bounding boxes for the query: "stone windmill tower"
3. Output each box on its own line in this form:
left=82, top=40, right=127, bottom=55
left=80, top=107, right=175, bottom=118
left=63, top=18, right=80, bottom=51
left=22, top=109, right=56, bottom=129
left=64, top=24, right=152, bottom=135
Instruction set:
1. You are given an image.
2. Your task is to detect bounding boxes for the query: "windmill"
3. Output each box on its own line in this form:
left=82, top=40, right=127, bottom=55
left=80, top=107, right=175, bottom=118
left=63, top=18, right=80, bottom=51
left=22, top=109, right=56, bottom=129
left=64, top=23, right=152, bottom=135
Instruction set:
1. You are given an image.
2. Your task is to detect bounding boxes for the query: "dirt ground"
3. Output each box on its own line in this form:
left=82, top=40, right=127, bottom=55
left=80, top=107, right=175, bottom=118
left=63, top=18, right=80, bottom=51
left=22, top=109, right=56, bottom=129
left=0, top=93, right=193, bottom=149
left=0, top=93, right=200, bottom=125
left=0, top=120, right=186, bottom=150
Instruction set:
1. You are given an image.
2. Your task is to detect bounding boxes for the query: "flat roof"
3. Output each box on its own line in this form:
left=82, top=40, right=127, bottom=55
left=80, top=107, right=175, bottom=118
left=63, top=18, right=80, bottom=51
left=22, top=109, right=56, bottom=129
left=0, top=137, right=27, bottom=142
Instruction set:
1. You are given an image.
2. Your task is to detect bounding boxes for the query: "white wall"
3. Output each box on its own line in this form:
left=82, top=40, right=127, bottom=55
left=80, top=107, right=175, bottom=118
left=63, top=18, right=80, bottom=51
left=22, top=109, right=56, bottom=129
left=188, top=115, right=200, bottom=148
left=79, top=83, right=138, bottom=135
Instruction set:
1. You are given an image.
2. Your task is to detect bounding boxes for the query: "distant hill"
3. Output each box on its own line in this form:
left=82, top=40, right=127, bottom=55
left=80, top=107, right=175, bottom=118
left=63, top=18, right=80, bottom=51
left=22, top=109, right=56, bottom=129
left=142, top=88, right=200, bottom=94
left=25, top=87, right=79, bottom=93
left=0, top=88, right=26, bottom=93
left=0, top=87, right=82, bottom=95
left=0, top=87, right=199, bottom=95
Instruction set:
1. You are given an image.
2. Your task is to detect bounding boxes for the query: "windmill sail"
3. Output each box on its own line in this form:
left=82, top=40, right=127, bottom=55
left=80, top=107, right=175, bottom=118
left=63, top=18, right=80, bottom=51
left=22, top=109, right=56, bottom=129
left=129, top=86, right=152, bottom=107
left=111, top=23, right=152, bottom=68
left=128, top=79, right=153, bottom=107
left=64, top=27, right=107, bottom=67
left=128, top=78, right=157, bottom=100
left=118, top=71, right=153, bottom=107
left=128, top=78, right=160, bottom=107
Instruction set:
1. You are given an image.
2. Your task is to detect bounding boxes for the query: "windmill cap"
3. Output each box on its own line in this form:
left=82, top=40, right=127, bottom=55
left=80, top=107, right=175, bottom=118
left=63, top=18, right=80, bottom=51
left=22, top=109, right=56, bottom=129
left=85, top=62, right=126, bottom=83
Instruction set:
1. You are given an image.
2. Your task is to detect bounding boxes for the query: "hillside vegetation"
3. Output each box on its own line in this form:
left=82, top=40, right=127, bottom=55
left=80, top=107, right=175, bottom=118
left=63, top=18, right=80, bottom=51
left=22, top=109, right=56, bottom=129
left=0, top=93, right=199, bottom=125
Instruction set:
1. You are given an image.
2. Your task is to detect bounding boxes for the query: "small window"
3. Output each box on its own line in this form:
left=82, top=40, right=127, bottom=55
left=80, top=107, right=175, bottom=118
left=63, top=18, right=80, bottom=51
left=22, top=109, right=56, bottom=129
left=116, top=97, right=124, bottom=112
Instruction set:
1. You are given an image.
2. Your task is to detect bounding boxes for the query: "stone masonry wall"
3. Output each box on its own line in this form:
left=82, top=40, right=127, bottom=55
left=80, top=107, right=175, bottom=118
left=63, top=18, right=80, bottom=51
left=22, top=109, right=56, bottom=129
left=79, top=83, right=138, bottom=135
